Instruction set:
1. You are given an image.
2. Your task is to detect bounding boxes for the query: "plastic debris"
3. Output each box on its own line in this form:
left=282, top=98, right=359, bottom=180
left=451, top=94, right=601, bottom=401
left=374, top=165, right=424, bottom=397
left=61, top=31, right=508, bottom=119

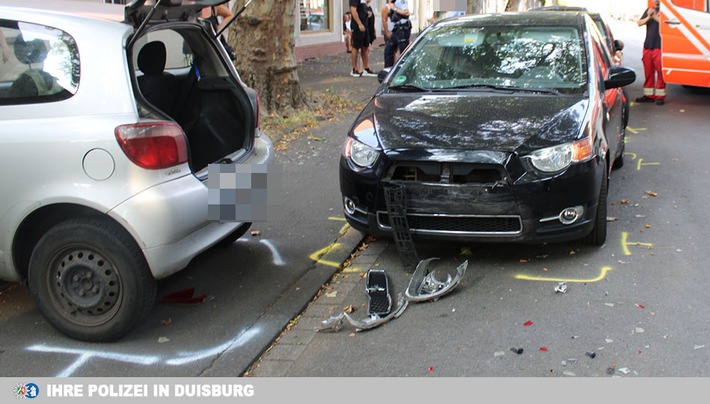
left=694, top=345, right=705, bottom=350
left=538, top=347, right=548, bottom=352
left=585, top=351, right=596, bottom=359
left=618, top=367, right=630, bottom=375
left=524, top=320, right=534, bottom=327
left=158, top=337, right=170, bottom=343
left=563, top=371, right=576, bottom=377
left=636, top=303, right=645, bottom=309
left=365, top=269, right=392, bottom=317
left=405, top=258, right=467, bottom=302
left=494, top=351, right=506, bottom=357
left=554, top=282, right=568, bottom=294
left=634, top=327, right=645, bottom=334
left=606, top=367, right=615, bottom=375
left=317, top=294, right=409, bottom=332
left=510, top=347, right=524, bottom=355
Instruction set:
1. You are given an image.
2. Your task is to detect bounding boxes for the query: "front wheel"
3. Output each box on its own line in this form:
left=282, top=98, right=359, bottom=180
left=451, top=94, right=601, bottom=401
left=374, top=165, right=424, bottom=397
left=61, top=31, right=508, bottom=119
left=28, top=217, right=156, bottom=342
left=581, top=172, right=608, bottom=246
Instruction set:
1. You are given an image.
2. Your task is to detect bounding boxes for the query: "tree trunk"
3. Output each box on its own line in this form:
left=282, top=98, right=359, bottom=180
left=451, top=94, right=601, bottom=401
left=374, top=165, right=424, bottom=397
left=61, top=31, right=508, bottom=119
left=467, top=0, right=487, bottom=14
left=227, top=0, right=307, bottom=117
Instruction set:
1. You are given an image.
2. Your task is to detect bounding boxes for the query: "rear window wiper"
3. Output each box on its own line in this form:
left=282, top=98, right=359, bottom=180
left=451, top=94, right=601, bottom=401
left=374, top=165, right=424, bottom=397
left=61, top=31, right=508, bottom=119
left=387, top=84, right=431, bottom=93
left=439, top=84, right=561, bottom=95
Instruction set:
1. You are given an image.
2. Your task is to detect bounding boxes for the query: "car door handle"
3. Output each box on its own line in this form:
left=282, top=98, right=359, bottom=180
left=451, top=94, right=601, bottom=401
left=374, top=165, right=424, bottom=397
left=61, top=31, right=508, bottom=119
left=664, top=19, right=681, bottom=25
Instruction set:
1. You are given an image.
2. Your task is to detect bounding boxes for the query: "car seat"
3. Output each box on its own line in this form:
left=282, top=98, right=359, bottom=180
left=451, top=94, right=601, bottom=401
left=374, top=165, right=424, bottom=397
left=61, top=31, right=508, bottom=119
left=137, top=41, right=177, bottom=114
left=9, top=36, right=61, bottom=98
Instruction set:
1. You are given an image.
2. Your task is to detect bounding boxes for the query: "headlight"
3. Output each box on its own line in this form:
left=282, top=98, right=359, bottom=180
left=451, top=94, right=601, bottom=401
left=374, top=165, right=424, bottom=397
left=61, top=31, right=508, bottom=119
left=345, top=137, right=380, bottom=168
left=527, top=137, right=593, bottom=173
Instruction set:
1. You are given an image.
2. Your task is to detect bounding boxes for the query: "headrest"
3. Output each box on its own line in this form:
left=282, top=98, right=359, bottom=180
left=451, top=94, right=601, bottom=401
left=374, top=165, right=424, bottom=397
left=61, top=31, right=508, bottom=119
left=137, top=41, right=167, bottom=75
left=14, top=36, right=48, bottom=66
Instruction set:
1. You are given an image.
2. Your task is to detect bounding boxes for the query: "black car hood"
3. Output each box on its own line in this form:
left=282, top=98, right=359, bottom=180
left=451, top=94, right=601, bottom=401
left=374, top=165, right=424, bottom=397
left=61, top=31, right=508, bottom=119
left=358, top=92, right=588, bottom=162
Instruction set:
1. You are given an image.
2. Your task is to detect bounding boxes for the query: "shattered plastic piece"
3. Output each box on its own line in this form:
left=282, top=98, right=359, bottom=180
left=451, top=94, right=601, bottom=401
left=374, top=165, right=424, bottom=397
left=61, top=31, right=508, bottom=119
left=158, top=337, right=170, bottom=343
left=606, top=367, right=616, bottom=375
left=636, top=303, right=645, bottom=309
left=634, top=327, right=645, bottom=334
left=524, top=320, right=534, bottom=327
left=585, top=351, right=596, bottom=359
left=554, top=282, right=568, bottom=294
left=366, top=269, right=392, bottom=316
left=694, top=345, right=705, bottom=350
left=344, top=294, right=408, bottom=331
left=494, top=351, right=506, bottom=357
left=405, top=258, right=467, bottom=302
left=511, top=347, right=524, bottom=355
left=538, top=347, right=548, bottom=352
left=317, top=295, right=409, bottom=333
left=618, top=367, right=630, bottom=375
left=563, top=371, right=576, bottom=377
left=317, top=312, right=346, bottom=332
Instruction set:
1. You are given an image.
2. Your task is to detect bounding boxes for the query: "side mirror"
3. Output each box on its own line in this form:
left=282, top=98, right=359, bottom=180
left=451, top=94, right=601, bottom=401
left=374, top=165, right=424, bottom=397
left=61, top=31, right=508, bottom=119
left=378, top=68, right=390, bottom=83
left=614, top=39, right=624, bottom=51
left=604, top=66, right=636, bottom=89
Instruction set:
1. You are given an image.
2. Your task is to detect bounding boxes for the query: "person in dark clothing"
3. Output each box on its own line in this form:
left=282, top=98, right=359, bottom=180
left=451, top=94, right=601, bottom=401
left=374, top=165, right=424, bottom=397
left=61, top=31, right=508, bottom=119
left=349, top=0, right=376, bottom=77
left=383, top=0, right=411, bottom=69
left=636, top=0, right=665, bottom=105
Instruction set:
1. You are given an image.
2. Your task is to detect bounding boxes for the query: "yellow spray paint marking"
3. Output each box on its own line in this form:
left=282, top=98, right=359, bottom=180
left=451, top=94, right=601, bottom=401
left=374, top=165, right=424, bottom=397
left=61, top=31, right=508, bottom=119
left=636, top=158, right=660, bottom=171
left=620, top=231, right=653, bottom=256
left=328, top=216, right=350, bottom=235
left=626, top=126, right=647, bottom=135
left=309, top=243, right=345, bottom=268
left=624, top=152, right=637, bottom=160
left=342, top=264, right=367, bottom=273
left=515, top=266, right=614, bottom=283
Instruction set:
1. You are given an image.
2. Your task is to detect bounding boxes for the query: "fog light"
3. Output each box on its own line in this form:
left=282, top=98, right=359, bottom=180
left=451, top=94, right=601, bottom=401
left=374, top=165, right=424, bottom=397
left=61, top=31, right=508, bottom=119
left=559, top=206, right=584, bottom=225
left=344, top=197, right=357, bottom=215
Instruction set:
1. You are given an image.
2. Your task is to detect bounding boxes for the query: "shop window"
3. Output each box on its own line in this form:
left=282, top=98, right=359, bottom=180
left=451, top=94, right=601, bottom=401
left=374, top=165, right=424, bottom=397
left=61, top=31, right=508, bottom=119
left=300, top=0, right=330, bottom=32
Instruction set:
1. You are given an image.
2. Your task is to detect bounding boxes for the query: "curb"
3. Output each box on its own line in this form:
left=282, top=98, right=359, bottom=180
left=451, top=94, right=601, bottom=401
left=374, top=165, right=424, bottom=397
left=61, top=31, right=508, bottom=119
left=239, top=225, right=367, bottom=376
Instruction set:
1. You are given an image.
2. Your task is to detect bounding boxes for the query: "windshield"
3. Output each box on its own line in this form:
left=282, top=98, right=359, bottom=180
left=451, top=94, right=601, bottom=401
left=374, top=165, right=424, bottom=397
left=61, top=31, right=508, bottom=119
left=387, top=23, right=587, bottom=94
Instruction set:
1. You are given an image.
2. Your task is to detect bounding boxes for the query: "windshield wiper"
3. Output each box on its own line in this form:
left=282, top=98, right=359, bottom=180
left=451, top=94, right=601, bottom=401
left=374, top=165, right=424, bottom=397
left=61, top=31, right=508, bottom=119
left=387, top=84, right=431, bottom=92
left=439, top=84, right=561, bottom=95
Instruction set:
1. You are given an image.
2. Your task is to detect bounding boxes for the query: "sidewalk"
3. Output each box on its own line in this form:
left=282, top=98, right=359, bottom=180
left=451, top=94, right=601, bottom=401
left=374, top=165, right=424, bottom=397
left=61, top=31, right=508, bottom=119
left=245, top=43, right=392, bottom=377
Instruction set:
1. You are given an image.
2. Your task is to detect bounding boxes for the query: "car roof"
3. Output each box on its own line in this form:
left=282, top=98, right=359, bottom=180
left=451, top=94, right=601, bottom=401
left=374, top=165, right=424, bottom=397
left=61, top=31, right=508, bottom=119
left=0, top=0, right=125, bottom=22
left=438, top=11, right=586, bottom=27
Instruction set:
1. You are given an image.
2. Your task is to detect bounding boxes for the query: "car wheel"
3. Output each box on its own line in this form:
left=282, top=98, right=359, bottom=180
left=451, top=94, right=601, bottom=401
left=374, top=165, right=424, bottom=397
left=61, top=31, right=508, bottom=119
left=214, top=222, right=252, bottom=248
left=581, top=171, right=608, bottom=246
left=613, top=129, right=625, bottom=170
left=28, top=217, right=156, bottom=342
left=622, top=88, right=629, bottom=128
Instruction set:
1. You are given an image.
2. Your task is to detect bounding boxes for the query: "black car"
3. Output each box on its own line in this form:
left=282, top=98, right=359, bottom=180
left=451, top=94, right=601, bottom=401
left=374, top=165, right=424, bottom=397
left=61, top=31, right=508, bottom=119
left=339, top=12, right=636, bottom=246
left=531, top=6, right=629, bottom=126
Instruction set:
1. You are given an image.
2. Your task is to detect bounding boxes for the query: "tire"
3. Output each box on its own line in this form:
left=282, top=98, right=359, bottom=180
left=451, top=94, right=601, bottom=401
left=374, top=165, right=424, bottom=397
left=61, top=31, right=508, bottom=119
left=581, top=171, right=608, bottom=246
left=28, top=217, right=157, bottom=342
left=613, top=128, right=625, bottom=170
left=214, top=222, right=252, bottom=248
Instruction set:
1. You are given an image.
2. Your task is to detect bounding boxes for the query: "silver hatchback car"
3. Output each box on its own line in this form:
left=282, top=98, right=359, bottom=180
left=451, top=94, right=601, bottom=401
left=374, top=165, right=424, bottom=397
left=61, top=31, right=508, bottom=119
left=0, top=0, right=275, bottom=341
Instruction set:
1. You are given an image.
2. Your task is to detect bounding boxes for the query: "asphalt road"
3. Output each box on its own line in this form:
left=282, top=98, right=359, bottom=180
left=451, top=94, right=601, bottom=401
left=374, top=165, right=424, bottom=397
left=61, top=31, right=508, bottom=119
left=1, top=18, right=709, bottom=381
left=0, top=45, right=381, bottom=377
left=246, top=18, right=710, bottom=377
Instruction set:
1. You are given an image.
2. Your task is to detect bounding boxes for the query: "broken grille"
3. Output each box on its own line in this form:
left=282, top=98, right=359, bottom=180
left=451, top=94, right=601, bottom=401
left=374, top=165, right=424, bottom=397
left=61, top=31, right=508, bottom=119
left=376, top=212, right=522, bottom=235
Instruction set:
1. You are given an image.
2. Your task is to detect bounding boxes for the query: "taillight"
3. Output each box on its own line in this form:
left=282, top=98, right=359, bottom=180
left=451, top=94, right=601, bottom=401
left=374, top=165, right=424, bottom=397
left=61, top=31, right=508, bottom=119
left=115, top=121, right=188, bottom=169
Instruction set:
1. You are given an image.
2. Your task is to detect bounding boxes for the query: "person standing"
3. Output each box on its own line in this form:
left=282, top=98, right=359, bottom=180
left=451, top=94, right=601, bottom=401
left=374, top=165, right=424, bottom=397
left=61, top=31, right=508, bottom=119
left=343, top=12, right=353, bottom=53
left=349, top=0, right=377, bottom=77
left=636, top=0, right=665, bottom=105
left=383, top=0, right=411, bottom=69
left=366, top=0, right=377, bottom=48
left=381, top=0, right=397, bottom=63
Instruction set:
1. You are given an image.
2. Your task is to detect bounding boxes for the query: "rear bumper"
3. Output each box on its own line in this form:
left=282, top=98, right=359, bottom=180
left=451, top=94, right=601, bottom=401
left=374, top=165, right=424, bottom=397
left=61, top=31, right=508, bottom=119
left=111, top=136, right=274, bottom=279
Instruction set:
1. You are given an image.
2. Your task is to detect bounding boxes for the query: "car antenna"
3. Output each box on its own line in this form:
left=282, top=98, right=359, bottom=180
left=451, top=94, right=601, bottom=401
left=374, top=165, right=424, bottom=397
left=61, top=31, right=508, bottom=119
left=215, top=0, right=253, bottom=37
